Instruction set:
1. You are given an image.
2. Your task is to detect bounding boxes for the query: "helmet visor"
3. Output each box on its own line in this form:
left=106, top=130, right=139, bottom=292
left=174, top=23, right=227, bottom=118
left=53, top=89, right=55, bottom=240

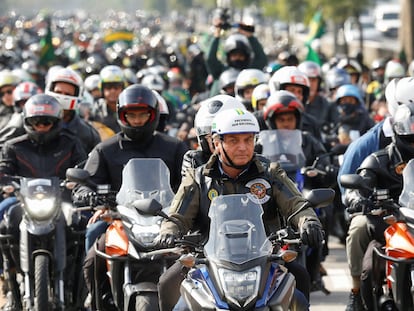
left=394, top=105, right=414, bottom=135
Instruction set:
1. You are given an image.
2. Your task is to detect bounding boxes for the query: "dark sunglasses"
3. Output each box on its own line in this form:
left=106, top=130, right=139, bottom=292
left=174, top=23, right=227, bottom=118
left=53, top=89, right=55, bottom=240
left=28, top=117, right=56, bottom=126
left=103, top=83, right=123, bottom=90
left=0, top=89, right=13, bottom=97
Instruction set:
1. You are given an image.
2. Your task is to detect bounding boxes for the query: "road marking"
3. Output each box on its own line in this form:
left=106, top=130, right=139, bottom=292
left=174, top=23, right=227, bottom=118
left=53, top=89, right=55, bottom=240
left=323, top=268, right=352, bottom=290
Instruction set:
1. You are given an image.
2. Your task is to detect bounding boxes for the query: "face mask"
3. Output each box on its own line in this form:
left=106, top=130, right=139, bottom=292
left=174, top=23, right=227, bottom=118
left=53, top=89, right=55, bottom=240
left=229, top=59, right=248, bottom=70
left=339, top=103, right=358, bottom=116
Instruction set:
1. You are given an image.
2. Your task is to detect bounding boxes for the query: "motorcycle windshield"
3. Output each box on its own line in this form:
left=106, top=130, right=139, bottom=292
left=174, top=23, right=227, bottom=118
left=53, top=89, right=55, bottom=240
left=399, top=159, right=414, bottom=208
left=204, top=194, right=272, bottom=265
left=20, top=177, right=60, bottom=199
left=258, top=129, right=305, bottom=169
left=116, top=158, right=174, bottom=217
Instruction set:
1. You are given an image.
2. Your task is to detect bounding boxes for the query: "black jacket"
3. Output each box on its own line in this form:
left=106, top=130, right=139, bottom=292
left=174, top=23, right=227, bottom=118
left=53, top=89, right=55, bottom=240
left=0, top=131, right=86, bottom=179
left=74, top=131, right=189, bottom=198
left=63, top=113, right=101, bottom=154
left=345, top=142, right=406, bottom=242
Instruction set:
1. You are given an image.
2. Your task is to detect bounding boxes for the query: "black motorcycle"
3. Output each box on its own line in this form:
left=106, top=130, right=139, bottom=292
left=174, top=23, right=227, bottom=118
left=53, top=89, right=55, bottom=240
left=0, top=175, right=87, bottom=310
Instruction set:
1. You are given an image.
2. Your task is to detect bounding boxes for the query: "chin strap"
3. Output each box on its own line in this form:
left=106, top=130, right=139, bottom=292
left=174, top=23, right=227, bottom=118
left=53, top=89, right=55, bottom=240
left=219, top=140, right=252, bottom=170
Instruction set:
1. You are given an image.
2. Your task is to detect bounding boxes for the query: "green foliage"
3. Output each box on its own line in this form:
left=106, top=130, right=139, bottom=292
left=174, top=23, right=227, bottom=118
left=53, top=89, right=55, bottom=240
left=257, top=0, right=375, bottom=24
left=307, top=0, right=375, bottom=23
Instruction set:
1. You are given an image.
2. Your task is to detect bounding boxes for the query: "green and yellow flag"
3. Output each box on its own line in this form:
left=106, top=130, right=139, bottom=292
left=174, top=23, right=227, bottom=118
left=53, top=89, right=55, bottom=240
left=306, top=10, right=326, bottom=43
left=304, top=10, right=326, bottom=65
left=39, top=20, right=55, bottom=66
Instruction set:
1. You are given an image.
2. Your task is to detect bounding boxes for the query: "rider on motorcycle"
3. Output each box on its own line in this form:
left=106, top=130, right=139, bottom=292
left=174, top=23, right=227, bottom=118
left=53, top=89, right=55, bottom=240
left=45, top=67, right=101, bottom=154
left=180, top=94, right=245, bottom=178
left=74, top=84, right=188, bottom=310
left=0, top=94, right=87, bottom=309
left=157, top=108, right=324, bottom=311
left=260, top=90, right=336, bottom=291
left=343, top=102, right=414, bottom=311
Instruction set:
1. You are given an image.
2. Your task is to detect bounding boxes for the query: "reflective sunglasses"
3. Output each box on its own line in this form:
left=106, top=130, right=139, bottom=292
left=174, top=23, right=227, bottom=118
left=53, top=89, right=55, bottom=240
left=28, top=117, right=56, bottom=126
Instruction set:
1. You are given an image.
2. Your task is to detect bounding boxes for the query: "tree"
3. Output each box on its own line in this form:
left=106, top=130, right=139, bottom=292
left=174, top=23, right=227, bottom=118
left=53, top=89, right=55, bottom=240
left=401, top=0, right=414, bottom=63
left=306, top=0, right=374, bottom=57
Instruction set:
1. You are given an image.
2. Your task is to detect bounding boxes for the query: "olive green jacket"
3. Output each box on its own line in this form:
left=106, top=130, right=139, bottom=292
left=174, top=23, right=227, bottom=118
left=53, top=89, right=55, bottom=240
left=160, top=154, right=320, bottom=238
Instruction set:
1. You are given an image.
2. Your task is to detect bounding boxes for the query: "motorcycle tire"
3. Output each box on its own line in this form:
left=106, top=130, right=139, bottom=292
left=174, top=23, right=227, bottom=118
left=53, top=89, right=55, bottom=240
left=34, top=255, right=50, bottom=311
left=135, top=293, right=159, bottom=311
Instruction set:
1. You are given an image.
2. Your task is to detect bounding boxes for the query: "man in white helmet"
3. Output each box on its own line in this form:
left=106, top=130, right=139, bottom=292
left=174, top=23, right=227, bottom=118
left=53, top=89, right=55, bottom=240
left=157, top=108, right=325, bottom=310
left=45, top=67, right=101, bottom=154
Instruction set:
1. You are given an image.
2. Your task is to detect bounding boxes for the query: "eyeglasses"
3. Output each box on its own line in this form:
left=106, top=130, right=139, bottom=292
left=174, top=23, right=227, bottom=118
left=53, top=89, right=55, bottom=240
left=125, top=112, right=151, bottom=121
left=28, top=117, right=56, bottom=127
left=0, top=89, right=13, bottom=97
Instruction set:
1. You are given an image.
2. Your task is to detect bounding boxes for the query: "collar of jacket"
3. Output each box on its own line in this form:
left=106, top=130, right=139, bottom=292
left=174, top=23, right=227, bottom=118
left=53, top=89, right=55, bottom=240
left=202, top=153, right=266, bottom=179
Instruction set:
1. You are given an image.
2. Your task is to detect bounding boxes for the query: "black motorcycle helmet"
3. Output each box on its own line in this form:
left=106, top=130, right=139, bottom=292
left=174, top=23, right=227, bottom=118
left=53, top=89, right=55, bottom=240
left=117, top=84, right=159, bottom=142
left=393, top=102, right=414, bottom=162
left=223, top=34, right=252, bottom=70
left=23, top=94, right=62, bottom=144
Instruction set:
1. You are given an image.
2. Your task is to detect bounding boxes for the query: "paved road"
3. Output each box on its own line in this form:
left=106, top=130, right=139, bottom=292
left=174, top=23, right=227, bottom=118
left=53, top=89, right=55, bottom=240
left=310, top=236, right=351, bottom=311
left=0, top=236, right=351, bottom=310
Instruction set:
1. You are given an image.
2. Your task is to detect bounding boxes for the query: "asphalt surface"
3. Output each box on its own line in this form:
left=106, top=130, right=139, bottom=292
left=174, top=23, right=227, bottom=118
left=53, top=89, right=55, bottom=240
left=0, top=236, right=351, bottom=310
left=310, top=236, right=351, bottom=310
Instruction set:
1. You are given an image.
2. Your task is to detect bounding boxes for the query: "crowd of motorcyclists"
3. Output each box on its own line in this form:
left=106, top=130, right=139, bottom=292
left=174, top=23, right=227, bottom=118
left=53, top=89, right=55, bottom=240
left=0, top=7, right=413, bottom=311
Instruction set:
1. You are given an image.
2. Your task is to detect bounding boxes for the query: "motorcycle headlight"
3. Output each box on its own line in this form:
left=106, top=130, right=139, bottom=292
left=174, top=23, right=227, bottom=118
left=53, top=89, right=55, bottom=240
left=131, top=224, right=160, bottom=246
left=24, top=197, right=57, bottom=221
left=218, top=266, right=261, bottom=307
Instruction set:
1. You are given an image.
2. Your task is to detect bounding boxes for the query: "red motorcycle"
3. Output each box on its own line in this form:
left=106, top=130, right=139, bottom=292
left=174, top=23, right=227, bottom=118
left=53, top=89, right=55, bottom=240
left=372, top=158, right=414, bottom=310
left=341, top=159, right=414, bottom=310
left=67, top=158, right=180, bottom=311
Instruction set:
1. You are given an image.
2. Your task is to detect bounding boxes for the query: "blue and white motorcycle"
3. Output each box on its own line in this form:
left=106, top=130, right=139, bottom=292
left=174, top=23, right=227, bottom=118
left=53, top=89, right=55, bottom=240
left=177, top=190, right=334, bottom=310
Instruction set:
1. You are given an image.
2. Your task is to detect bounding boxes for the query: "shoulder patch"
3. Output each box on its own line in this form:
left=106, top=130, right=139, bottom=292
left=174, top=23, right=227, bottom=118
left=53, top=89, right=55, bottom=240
left=246, top=178, right=271, bottom=204
left=208, top=189, right=219, bottom=201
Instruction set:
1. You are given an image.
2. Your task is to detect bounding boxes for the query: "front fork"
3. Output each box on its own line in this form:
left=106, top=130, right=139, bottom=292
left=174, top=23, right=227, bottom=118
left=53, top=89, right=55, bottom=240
left=20, top=214, right=67, bottom=309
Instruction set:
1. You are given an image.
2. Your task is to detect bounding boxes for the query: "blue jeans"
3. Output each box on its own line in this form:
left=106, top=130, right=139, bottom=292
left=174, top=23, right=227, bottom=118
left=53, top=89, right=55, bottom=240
left=84, top=220, right=109, bottom=252
left=0, top=197, right=18, bottom=220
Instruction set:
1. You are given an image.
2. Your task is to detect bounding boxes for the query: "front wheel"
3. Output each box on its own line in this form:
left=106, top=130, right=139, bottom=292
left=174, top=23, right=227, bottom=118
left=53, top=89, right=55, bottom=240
left=135, top=292, right=159, bottom=311
left=34, top=254, right=50, bottom=311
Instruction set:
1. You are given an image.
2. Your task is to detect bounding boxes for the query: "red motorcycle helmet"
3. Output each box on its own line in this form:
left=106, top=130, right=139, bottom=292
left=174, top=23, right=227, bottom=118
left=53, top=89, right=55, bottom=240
left=263, top=90, right=304, bottom=130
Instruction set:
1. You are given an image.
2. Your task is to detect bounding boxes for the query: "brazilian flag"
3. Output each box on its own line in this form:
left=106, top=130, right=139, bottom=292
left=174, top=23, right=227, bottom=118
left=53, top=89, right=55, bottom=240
left=306, top=10, right=326, bottom=43
left=305, top=10, right=326, bottom=65
left=305, top=42, right=322, bottom=65
left=39, top=20, right=55, bottom=66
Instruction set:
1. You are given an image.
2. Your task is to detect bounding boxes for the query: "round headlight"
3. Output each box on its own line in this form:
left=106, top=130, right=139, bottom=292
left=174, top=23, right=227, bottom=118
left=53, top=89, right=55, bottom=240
left=24, top=197, right=57, bottom=221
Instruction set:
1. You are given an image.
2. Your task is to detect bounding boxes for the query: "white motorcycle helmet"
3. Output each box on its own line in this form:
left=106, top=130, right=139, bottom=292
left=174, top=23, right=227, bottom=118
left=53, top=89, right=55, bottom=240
left=45, top=67, right=84, bottom=111
left=269, top=66, right=310, bottom=104
left=384, top=60, right=405, bottom=84
left=141, top=74, right=166, bottom=92
left=211, top=108, right=259, bottom=169
left=394, top=77, right=414, bottom=106
left=384, top=78, right=399, bottom=117
left=195, top=95, right=246, bottom=153
left=84, top=74, right=101, bottom=92
left=385, top=77, right=414, bottom=117
left=235, top=69, right=269, bottom=99
left=251, top=83, right=270, bottom=111
left=211, top=108, right=259, bottom=136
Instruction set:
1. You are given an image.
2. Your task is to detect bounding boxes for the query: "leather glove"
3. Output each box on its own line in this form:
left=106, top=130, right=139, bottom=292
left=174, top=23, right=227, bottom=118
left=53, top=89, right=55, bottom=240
left=300, top=220, right=324, bottom=249
left=73, top=191, right=97, bottom=207
left=347, top=198, right=373, bottom=215
left=155, top=233, right=176, bottom=249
